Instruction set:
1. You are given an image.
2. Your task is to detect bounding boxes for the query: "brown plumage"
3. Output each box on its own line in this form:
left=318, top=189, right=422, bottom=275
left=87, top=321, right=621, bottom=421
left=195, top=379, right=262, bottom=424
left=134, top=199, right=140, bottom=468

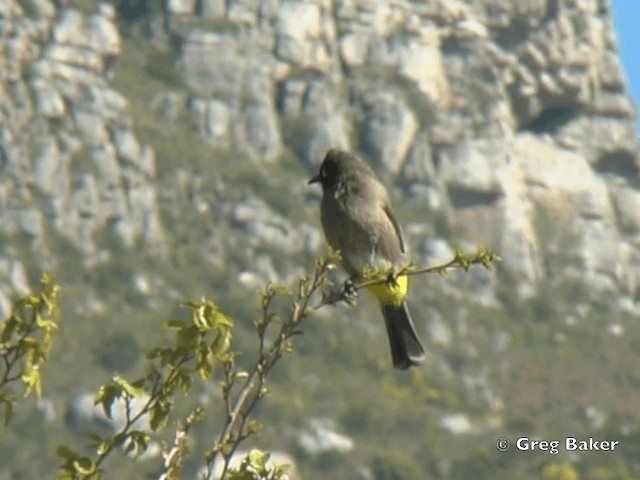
left=308, top=149, right=425, bottom=369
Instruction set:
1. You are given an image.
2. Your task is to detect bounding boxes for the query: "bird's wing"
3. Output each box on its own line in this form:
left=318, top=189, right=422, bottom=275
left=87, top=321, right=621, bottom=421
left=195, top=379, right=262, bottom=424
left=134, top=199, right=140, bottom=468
left=383, top=205, right=406, bottom=254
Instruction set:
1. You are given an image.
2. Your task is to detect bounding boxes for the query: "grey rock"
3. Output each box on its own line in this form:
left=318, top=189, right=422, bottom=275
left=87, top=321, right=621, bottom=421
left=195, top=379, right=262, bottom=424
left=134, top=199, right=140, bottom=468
left=0, top=257, right=30, bottom=318
left=297, top=418, right=354, bottom=456
left=73, top=110, right=109, bottom=147
left=112, top=127, right=142, bottom=165
left=303, top=116, right=350, bottom=167
left=8, top=259, right=30, bottom=294
left=238, top=103, right=281, bottom=161
left=227, top=0, right=259, bottom=27
left=201, top=99, right=231, bottom=146
left=427, top=310, right=452, bottom=346
left=278, top=78, right=307, bottom=116
left=167, top=0, right=196, bottom=15
left=440, top=413, right=472, bottom=435
left=402, top=134, right=436, bottom=183
left=339, top=32, right=368, bottom=66
left=358, top=91, right=418, bottom=173
left=515, top=134, right=612, bottom=219
left=437, top=138, right=505, bottom=195
left=31, top=78, right=66, bottom=118
left=0, top=1, right=165, bottom=258
left=199, top=0, right=227, bottom=18
left=554, top=116, right=638, bottom=167
left=91, top=145, right=121, bottom=188
left=612, top=186, right=640, bottom=233
left=52, top=8, right=120, bottom=57
left=278, top=76, right=351, bottom=165
left=275, top=35, right=305, bottom=64
left=17, top=208, right=44, bottom=241
left=177, top=30, right=245, bottom=98
left=33, top=135, right=64, bottom=194
left=274, top=1, right=322, bottom=66
left=86, top=86, right=128, bottom=121
left=233, top=196, right=301, bottom=251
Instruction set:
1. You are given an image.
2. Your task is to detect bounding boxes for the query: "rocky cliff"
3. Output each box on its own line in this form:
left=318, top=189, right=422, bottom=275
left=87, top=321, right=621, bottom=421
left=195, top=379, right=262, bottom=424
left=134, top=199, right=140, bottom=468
left=0, top=1, right=166, bottom=311
left=1, top=0, right=638, bottom=314
left=167, top=0, right=640, bottom=309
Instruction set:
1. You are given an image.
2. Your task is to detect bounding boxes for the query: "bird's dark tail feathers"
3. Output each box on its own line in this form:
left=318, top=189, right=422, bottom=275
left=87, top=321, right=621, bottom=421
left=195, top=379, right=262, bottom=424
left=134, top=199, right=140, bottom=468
left=381, top=302, right=425, bottom=370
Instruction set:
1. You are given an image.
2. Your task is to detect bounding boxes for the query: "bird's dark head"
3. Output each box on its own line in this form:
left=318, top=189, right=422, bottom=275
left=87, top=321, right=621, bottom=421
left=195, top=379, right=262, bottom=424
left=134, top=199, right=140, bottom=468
left=308, top=149, right=363, bottom=190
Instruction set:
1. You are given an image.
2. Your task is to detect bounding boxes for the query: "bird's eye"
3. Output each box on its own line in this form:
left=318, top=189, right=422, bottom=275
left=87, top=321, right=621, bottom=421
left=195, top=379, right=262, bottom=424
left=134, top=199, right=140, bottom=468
left=318, top=161, right=337, bottom=188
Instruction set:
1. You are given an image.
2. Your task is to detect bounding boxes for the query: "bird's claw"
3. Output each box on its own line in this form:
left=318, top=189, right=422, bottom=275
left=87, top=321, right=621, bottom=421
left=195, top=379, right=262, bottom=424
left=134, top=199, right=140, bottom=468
left=342, top=279, right=358, bottom=299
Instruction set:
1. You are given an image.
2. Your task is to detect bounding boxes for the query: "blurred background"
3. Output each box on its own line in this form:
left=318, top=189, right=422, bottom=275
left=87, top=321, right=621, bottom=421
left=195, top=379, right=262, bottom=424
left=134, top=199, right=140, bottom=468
left=1, top=0, right=639, bottom=479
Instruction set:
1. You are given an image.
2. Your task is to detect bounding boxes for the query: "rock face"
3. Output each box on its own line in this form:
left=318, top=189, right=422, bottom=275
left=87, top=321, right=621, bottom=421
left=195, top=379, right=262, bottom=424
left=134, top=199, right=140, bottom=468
left=0, top=2, right=163, bottom=254
left=0, top=0, right=639, bottom=315
left=166, top=0, right=639, bottom=308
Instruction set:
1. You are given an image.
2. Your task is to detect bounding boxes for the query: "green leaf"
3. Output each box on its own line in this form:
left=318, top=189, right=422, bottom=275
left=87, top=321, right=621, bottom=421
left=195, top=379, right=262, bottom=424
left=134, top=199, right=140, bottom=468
left=87, top=433, right=112, bottom=456
left=95, top=384, right=119, bottom=418
left=176, top=325, right=199, bottom=349
left=146, top=346, right=163, bottom=359
left=149, top=399, right=172, bottom=431
left=73, top=456, right=96, bottom=475
left=211, top=330, right=231, bottom=357
left=179, top=299, right=201, bottom=309
left=96, top=440, right=111, bottom=456
left=246, top=420, right=262, bottom=435
left=175, top=368, right=194, bottom=393
left=21, top=365, right=42, bottom=398
left=147, top=346, right=180, bottom=366
left=128, top=430, right=151, bottom=457
left=0, top=315, right=19, bottom=342
left=54, top=469, right=75, bottom=480
left=249, top=448, right=269, bottom=469
left=114, top=375, right=145, bottom=398
left=162, top=318, right=186, bottom=330
left=56, top=445, right=76, bottom=460
left=272, top=463, right=291, bottom=477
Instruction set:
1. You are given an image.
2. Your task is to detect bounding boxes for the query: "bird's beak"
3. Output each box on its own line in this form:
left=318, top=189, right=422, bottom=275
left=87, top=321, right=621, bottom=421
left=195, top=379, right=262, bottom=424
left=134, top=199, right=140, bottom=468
left=308, top=174, right=320, bottom=185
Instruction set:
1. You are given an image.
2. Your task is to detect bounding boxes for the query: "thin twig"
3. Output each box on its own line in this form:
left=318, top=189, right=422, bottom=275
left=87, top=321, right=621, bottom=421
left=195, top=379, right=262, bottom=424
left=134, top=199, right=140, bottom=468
left=314, top=247, right=501, bottom=309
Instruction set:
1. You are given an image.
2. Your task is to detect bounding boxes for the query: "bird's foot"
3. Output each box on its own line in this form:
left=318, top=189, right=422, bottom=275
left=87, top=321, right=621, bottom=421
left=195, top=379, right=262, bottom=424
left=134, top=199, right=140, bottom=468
left=341, top=278, right=358, bottom=300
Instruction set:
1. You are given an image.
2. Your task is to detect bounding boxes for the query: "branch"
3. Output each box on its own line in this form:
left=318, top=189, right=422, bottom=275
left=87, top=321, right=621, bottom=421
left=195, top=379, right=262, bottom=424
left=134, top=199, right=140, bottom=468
left=203, top=257, right=334, bottom=479
left=314, top=246, right=501, bottom=309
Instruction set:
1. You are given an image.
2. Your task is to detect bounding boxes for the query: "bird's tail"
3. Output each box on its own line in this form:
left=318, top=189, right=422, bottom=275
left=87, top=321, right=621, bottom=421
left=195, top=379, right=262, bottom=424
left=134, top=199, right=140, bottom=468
left=381, top=302, right=425, bottom=370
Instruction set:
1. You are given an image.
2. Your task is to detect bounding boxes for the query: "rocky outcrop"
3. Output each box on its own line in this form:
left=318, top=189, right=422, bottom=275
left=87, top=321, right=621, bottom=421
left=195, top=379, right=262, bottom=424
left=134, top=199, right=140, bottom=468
left=1, top=0, right=639, bottom=315
left=0, top=1, right=168, bottom=313
left=0, top=1, right=164, bottom=255
left=159, top=0, right=639, bottom=309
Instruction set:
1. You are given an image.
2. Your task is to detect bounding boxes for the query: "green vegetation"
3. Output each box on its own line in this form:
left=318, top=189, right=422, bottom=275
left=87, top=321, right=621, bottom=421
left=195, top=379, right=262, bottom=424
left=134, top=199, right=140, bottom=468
left=0, top=273, right=59, bottom=424
left=1, top=251, right=508, bottom=479
left=7, top=236, right=640, bottom=480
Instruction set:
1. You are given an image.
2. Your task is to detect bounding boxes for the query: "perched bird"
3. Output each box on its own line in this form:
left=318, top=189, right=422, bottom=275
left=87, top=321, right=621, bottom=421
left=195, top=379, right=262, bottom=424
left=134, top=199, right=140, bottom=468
left=308, top=149, right=425, bottom=369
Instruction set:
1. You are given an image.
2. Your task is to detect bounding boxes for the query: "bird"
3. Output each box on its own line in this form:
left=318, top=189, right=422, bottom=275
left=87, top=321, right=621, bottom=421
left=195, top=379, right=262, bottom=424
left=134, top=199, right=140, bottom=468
left=308, top=149, right=425, bottom=370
